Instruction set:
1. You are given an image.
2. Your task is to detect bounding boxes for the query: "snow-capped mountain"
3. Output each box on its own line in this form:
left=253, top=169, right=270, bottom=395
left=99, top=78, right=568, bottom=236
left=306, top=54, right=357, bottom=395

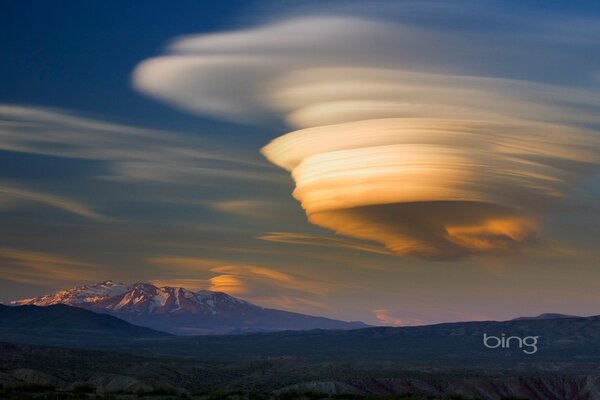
left=12, top=280, right=253, bottom=315
left=11, top=281, right=367, bottom=335
left=12, top=281, right=129, bottom=307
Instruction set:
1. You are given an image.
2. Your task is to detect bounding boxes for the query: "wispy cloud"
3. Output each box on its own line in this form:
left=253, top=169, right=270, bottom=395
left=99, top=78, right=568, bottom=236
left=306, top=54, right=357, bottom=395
left=0, top=247, right=99, bottom=286
left=210, top=199, right=297, bottom=219
left=0, top=104, right=282, bottom=185
left=0, top=182, right=106, bottom=220
left=259, top=231, right=390, bottom=255
left=372, top=309, right=427, bottom=327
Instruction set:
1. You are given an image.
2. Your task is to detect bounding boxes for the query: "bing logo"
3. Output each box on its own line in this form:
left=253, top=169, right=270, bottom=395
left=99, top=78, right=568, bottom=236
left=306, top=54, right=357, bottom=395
left=483, top=333, right=539, bottom=354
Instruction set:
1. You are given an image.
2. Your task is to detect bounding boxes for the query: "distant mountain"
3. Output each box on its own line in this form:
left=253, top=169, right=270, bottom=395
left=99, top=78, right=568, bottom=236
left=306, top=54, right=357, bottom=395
left=0, top=304, right=168, bottom=346
left=11, top=281, right=368, bottom=335
left=2, top=310, right=600, bottom=400
left=125, top=313, right=600, bottom=363
left=511, top=312, right=581, bottom=321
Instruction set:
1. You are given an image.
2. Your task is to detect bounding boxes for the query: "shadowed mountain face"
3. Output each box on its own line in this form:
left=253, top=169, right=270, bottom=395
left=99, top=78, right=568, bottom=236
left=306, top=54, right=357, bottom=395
left=0, top=304, right=168, bottom=345
left=10, top=281, right=368, bottom=335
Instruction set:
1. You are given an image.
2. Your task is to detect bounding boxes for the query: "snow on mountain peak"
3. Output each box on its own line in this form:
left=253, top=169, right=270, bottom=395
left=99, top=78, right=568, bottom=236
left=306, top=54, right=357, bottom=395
left=11, top=281, right=129, bottom=307
left=10, top=281, right=255, bottom=315
left=9, top=280, right=368, bottom=335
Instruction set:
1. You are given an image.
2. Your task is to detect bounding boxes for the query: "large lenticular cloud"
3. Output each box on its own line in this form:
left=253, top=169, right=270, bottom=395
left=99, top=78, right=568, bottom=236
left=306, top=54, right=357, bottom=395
left=133, top=14, right=600, bottom=260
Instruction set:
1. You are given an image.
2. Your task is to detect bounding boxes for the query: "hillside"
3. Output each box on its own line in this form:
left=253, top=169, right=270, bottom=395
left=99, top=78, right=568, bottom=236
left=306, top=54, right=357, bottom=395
left=12, top=281, right=367, bottom=334
left=0, top=304, right=169, bottom=345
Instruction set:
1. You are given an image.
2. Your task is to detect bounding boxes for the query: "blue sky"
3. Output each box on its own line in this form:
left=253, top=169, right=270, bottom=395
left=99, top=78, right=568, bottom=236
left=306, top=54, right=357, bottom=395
left=2, top=1, right=248, bottom=125
left=1, top=1, right=600, bottom=326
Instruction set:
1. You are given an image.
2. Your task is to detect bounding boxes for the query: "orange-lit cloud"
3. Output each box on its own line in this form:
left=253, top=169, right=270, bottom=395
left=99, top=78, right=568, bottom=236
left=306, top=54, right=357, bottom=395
left=261, top=113, right=598, bottom=260
left=208, top=274, right=247, bottom=295
left=147, top=256, right=343, bottom=312
left=373, top=309, right=426, bottom=327
left=134, top=16, right=600, bottom=260
left=0, top=247, right=99, bottom=285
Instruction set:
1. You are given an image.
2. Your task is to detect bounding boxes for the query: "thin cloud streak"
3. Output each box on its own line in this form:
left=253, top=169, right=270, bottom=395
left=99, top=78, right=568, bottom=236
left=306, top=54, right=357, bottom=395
left=0, top=104, right=282, bottom=185
left=0, top=183, right=106, bottom=220
left=373, top=309, right=427, bottom=327
left=0, top=247, right=99, bottom=286
left=260, top=231, right=391, bottom=255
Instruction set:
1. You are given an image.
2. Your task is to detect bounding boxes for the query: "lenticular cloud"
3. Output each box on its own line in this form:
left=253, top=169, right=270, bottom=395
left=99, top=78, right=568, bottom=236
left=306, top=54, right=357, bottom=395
left=133, top=15, right=600, bottom=259
left=263, top=117, right=592, bottom=259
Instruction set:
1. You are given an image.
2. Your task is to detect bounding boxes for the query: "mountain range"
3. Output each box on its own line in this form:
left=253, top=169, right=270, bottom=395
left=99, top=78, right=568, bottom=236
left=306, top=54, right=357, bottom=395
left=1, top=305, right=600, bottom=400
left=10, top=280, right=367, bottom=335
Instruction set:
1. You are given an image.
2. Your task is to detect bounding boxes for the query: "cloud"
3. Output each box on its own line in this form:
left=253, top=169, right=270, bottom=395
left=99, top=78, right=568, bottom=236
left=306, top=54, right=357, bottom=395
left=259, top=231, right=390, bottom=255
left=373, top=309, right=427, bottom=327
left=0, top=247, right=99, bottom=285
left=0, top=104, right=281, bottom=185
left=0, top=182, right=106, bottom=220
left=210, top=199, right=296, bottom=219
left=148, top=256, right=221, bottom=270
left=207, top=274, right=246, bottom=295
left=133, top=11, right=600, bottom=259
left=148, top=256, right=342, bottom=312
left=148, top=278, right=210, bottom=292
left=150, top=253, right=369, bottom=290
left=132, top=17, right=392, bottom=122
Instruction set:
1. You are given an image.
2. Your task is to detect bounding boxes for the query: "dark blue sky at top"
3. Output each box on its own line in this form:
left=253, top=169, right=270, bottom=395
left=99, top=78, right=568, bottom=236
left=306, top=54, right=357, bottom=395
left=0, top=0, right=275, bottom=136
left=0, top=0, right=285, bottom=182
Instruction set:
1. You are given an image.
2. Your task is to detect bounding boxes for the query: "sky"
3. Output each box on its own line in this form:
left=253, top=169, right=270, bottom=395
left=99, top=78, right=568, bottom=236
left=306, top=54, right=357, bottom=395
left=1, top=1, right=600, bottom=326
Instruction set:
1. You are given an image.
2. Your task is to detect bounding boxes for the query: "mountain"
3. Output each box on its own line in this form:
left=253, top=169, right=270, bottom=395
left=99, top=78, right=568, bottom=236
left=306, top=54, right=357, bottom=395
left=0, top=304, right=168, bottom=346
left=10, top=280, right=130, bottom=307
left=511, top=312, right=581, bottom=321
left=11, top=281, right=368, bottom=335
left=123, top=313, right=600, bottom=363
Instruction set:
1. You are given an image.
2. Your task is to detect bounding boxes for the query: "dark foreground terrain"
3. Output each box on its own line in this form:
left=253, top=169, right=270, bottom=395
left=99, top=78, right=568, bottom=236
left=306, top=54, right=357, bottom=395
left=2, top=306, right=600, bottom=400
left=2, top=341, right=600, bottom=400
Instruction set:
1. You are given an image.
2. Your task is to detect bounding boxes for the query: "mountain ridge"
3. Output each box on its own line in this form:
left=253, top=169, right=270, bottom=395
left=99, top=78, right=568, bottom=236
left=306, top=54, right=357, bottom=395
left=0, top=303, right=169, bottom=346
left=10, top=281, right=368, bottom=335
left=510, top=312, right=582, bottom=321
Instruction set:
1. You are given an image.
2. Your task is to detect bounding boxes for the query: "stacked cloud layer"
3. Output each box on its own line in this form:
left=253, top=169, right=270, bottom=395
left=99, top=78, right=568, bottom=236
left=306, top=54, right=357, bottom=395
left=133, top=14, right=600, bottom=259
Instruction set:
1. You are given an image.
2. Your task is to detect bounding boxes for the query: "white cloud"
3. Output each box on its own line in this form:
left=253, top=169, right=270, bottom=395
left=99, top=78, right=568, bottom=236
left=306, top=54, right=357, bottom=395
left=0, top=104, right=281, bottom=185
left=133, top=12, right=600, bottom=260
left=0, top=183, right=105, bottom=220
